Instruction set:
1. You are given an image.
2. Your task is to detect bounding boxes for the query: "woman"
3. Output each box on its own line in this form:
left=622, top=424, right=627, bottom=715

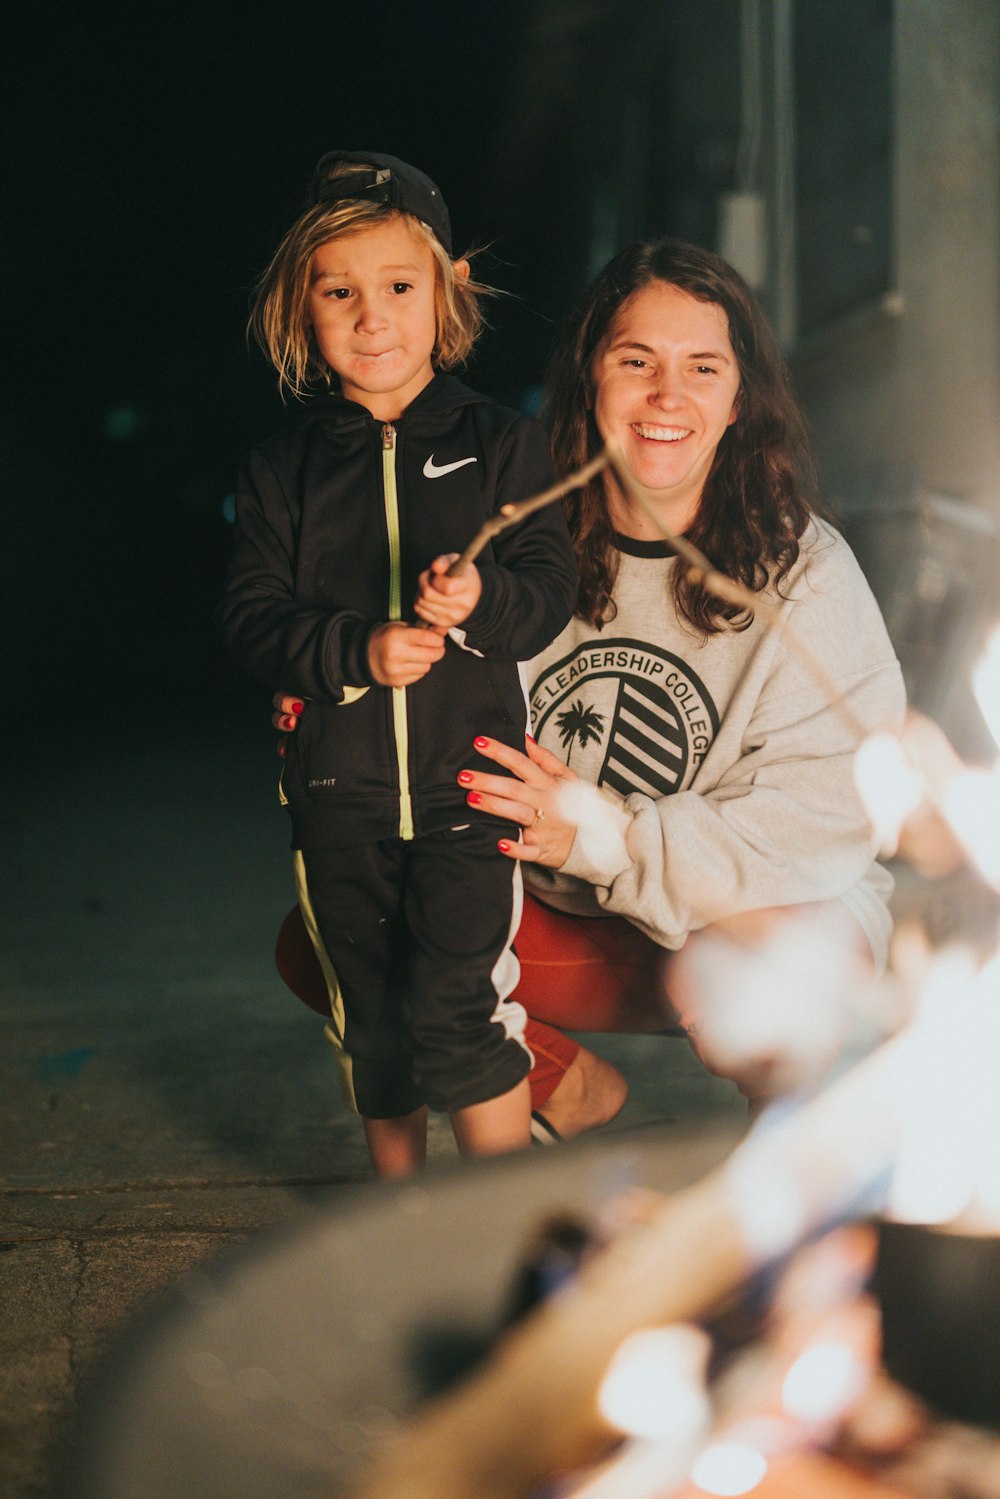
left=272, top=238, right=905, bottom=1136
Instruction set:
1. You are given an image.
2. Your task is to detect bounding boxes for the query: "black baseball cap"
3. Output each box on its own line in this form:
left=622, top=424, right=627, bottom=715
left=309, top=150, right=453, bottom=255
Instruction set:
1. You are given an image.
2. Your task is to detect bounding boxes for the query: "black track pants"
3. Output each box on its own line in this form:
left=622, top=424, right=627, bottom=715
left=295, top=820, right=531, bottom=1117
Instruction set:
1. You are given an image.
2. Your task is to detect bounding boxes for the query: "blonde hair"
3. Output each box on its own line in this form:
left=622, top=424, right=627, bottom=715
left=250, top=196, right=491, bottom=401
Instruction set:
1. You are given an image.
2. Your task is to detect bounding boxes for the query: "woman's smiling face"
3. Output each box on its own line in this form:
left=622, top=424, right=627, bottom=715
left=592, top=279, right=742, bottom=537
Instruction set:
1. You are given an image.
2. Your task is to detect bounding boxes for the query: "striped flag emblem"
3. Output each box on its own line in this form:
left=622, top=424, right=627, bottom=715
left=600, top=677, right=687, bottom=798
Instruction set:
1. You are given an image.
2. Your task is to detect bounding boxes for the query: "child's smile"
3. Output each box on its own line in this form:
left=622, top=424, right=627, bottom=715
left=309, top=218, right=439, bottom=421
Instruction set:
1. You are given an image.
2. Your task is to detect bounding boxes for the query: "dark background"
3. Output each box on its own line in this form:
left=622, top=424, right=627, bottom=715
left=6, top=1, right=542, bottom=727
left=4, top=0, right=892, bottom=735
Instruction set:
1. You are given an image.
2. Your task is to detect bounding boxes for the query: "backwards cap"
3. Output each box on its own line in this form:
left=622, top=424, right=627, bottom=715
left=310, top=150, right=453, bottom=255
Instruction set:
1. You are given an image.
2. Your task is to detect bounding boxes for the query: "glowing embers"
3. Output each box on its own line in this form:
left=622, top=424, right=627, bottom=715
left=939, top=769, right=1000, bottom=889
left=853, top=729, right=926, bottom=855
left=569, top=1230, right=879, bottom=1499
left=855, top=620, right=1000, bottom=889
left=780, top=1340, right=867, bottom=1425
left=882, top=943, right=1000, bottom=1228
left=598, top=1326, right=712, bottom=1442
left=689, top=1440, right=769, bottom=1496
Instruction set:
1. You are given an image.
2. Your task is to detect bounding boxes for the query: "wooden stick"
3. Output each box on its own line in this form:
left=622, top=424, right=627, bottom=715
left=446, top=448, right=610, bottom=575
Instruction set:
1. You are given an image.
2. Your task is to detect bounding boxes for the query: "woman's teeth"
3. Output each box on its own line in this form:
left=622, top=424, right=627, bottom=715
left=632, top=423, right=691, bottom=442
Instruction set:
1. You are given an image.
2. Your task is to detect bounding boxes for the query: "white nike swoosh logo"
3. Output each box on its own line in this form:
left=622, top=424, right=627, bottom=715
left=422, top=454, right=478, bottom=479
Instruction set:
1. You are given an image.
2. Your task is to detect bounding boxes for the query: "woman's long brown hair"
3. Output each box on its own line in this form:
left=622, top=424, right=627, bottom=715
left=546, top=239, right=819, bottom=632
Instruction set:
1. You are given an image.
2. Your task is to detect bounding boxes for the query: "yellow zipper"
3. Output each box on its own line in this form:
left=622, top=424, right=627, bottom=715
left=382, top=422, right=414, bottom=839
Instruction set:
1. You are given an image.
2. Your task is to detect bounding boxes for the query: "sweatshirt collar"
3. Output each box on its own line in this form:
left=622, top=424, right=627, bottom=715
left=613, top=532, right=677, bottom=559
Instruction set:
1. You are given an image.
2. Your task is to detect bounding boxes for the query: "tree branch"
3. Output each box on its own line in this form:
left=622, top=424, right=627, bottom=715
left=447, top=448, right=611, bottom=575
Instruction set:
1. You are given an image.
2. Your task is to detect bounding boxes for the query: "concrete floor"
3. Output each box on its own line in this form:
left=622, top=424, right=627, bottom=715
left=1, top=714, right=746, bottom=1499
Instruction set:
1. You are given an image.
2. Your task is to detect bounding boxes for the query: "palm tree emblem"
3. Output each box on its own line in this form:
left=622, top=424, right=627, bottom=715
left=555, top=699, right=605, bottom=765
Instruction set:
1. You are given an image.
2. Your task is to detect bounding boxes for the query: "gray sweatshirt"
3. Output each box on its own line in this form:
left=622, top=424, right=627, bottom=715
left=524, top=519, right=906, bottom=970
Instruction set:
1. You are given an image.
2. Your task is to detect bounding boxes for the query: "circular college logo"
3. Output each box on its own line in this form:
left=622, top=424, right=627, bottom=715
left=529, top=639, right=719, bottom=798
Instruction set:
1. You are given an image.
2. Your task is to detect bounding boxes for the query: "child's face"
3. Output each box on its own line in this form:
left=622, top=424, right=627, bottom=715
left=309, top=217, right=439, bottom=421
left=592, top=280, right=741, bottom=535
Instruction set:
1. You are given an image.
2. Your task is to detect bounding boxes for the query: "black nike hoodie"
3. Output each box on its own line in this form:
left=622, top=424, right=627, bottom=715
left=220, top=373, right=578, bottom=849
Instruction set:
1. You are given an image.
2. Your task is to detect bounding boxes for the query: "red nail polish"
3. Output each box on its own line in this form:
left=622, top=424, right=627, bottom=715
left=457, top=770, right=474, bottom=784
left=474, top=736, right=489, bottom=749
left=466, top=791, right=482, bottom=805
left=291, top=701, right=304, bottom=714
left=526, top=733, right=536, bottom=743
left=497, top=840, right=510, bottom=853
left=278, top=742, right=287, bottom=759
left=282, top=715, right=294, bottom=729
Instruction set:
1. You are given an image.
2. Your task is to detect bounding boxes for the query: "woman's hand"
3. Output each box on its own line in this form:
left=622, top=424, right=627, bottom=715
left=458, top=735, right=580, bottom=868
left=272, top=692, right=304, bottom=734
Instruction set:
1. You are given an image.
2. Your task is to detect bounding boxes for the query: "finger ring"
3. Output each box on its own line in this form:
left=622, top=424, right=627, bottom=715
left=531, top=807, right=545, bottom=827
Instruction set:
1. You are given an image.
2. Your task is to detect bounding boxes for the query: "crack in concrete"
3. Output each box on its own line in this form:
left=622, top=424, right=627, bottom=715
left=2, top=1228, right=248, bottom=1247
left=1, top=1171, right=360, bottom=1198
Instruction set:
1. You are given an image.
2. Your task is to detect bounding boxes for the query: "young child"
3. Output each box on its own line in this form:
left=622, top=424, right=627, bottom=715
left=220, top=151, right=577, bottom=1177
